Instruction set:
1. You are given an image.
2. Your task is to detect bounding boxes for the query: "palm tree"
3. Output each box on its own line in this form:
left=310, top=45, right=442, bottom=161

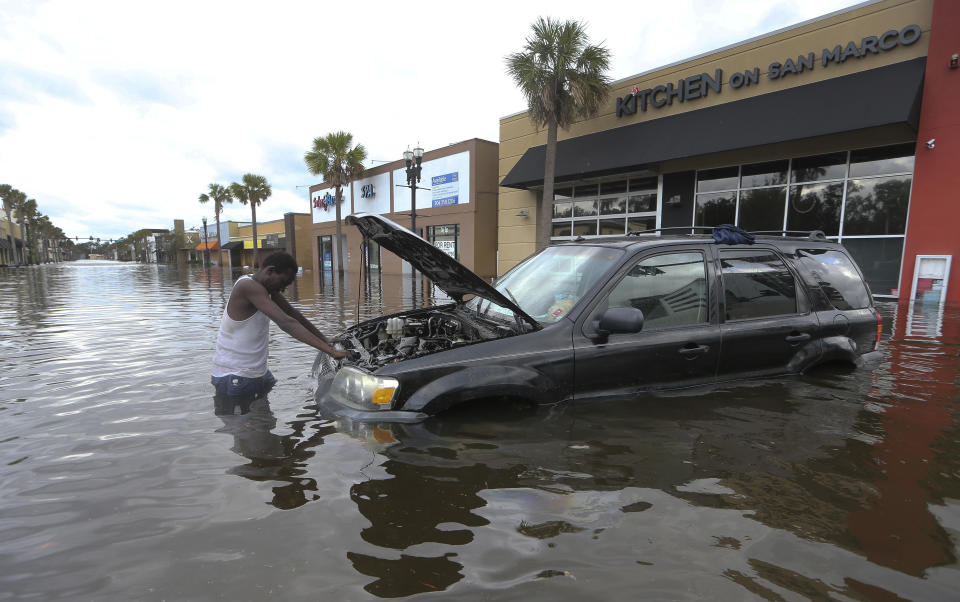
left=37, top=216, right=52, bottom=263
left=229, top=174, right=272, bottom=267
left=19, top=198, right=37, bottom=264
left=506, top=17, right=611, bottom=251
left=0, top=185, right=19, bottom=265
left=304, top=131, right=367, bottom=274
left=198, top=183, right=232, bottom=265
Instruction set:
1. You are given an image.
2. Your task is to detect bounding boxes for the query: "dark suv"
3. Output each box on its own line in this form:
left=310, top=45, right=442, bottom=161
left=315, top=214, right=882, bottom=423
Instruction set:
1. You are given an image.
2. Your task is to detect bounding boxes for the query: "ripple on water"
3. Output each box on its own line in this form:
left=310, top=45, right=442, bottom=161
left=1, top=265, right=960, bottom=599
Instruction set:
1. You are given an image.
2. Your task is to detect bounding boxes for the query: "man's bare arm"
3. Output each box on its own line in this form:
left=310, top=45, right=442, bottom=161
left=240, top=281, right=346, bottom=358
left=273, top=293, right=331, bottom=344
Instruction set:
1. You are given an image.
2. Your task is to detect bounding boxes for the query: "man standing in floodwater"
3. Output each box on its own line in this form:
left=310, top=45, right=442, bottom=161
left=211, top=252, right=349, bottom=401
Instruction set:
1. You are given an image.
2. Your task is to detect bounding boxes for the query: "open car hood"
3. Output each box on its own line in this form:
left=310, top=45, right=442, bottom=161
left=345, top=213, right=540, bottom=330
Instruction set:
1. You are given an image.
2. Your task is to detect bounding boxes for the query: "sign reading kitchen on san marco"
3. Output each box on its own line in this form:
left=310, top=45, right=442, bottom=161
left=616, top=24, right=922, bottom=118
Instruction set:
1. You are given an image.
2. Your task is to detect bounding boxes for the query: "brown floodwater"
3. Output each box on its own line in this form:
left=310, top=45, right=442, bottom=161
left=1, top=261, right=959, bottom=600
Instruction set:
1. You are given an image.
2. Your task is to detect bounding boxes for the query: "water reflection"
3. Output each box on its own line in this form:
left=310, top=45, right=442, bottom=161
left=1, top=263, right=959, bottom=600
left=212, top=395, right=337, bottom=510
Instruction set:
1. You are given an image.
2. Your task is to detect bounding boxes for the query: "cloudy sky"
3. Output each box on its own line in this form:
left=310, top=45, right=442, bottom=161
left=0, top=0, right=862, bottom=240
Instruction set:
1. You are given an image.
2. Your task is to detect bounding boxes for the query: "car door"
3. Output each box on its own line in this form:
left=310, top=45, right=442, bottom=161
left=573, top=246, right=721, bottom=400
left=717, top=247, right=821, bottom=380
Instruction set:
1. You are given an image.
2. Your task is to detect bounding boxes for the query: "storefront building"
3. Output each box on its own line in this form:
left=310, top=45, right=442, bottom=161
left=309, top=138, right=499, bottom=280
left=1, top=219, right=24, bottom=266
left=224, top=213, right=312, bottom=269
left=499, top=0, right=959, bottom=303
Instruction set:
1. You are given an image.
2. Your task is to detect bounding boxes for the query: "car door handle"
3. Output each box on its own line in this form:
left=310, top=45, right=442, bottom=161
left=785, top=332, right=811, bottom=343
left=678, top=344, right=709, bottom=358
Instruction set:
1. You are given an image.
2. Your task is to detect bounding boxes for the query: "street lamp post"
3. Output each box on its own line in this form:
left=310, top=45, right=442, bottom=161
left=201, top=217, right=210, bottom=266
left=403, top=145, right=424, bottom=235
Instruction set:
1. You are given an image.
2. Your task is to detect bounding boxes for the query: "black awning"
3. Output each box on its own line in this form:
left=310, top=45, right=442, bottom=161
left=501, top=57, right=926, bottom=189
left=221, top=241, right=244, bottom=251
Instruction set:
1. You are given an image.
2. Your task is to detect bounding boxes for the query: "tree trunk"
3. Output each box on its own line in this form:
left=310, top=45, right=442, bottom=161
left=214, top=207, right=222, bottom=268
left=251, top=202, right=260, bottom=268
left=17, top=215, right=25, bottom=265
left=335, top=185, right=344, bottom=274
left=22, top=220, right=31, bottom=264
left=538, top=120, right=559, bottom=251
left=4, top=207, right=16, bottom=265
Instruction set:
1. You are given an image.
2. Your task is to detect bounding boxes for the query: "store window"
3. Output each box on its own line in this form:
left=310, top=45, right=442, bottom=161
left=365, top=239, right=381, bottom=271
left=695, top=143, right=914, bottom=296
left=426, top=224, right=459, bottom=261
left=551, top=177, right=658, bottom=239
left=318, top=235, right=333, bottom=271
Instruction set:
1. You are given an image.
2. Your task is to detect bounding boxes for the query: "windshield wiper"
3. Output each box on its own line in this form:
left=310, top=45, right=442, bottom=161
left=503, top=287, right=525, bottom=331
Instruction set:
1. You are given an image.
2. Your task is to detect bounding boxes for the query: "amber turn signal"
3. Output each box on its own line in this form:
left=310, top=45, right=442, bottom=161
left=372, top=387, right=396, bottom=405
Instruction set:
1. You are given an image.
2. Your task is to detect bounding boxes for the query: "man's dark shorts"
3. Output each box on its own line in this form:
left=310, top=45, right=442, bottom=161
left=211, top=370, right=277, bottom=400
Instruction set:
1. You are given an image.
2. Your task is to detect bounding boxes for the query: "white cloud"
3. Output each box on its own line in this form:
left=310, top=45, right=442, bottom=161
left=0, top=0, right=861, bottom=238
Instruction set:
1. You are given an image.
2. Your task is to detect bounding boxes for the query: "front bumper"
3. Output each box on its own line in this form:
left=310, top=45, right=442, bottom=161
left=316, top=392, right=428, bottom=424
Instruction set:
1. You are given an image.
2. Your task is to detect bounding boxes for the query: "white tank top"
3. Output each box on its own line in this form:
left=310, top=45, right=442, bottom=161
left=212, top=276, right=271, bottom=377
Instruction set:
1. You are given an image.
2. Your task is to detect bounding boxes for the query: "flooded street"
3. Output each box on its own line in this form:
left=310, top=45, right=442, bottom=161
left=2, top=261, right=960, bottom=600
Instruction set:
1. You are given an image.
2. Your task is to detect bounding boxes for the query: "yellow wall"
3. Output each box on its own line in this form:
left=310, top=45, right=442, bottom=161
left=497, top=0, right=934, bottom=274
left=236, top=218, right=286, bottom=239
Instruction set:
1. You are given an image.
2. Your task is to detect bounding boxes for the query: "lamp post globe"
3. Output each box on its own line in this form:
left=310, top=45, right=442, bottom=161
left=403, top=145, right=424, bottom=235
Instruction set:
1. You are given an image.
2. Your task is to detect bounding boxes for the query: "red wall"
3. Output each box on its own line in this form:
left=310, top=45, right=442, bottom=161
left=900, top=0, right=960, bottom=303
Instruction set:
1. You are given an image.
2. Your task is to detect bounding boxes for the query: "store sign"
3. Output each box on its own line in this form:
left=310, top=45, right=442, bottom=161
left=360, top=184, right=375, bottom=199
left=431, top=172, right=459, bottom=207
left=434, top=240, right=456, bottom=258
left=616, top=24, right=922, bottom=118
left=313, top=192, right=338, bottom=211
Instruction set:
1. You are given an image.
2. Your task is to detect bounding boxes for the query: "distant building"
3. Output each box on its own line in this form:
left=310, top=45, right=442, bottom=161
left=221, top=213, right=312, bottom=270
left=309, top=138, right=499, bottom=279
left=0, top=219, right=24, bottom=265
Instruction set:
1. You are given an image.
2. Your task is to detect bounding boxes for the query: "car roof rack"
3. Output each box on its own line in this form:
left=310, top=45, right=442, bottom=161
left=748, top=230, right=828, bottom=240
left=625, top=226, right=715, bottom=236
left=621, top=227, right=828, bottom=240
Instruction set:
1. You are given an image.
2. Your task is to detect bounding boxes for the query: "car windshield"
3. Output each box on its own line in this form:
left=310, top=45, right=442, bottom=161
left=469, top=245, right=624, bottom=323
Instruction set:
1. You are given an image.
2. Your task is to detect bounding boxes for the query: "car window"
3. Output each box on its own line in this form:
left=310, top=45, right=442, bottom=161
left=473, top=245, right=624, bottom=323
left=606, top=252, right=708, bottom=330
left=721, top=249, right=798, bottom=320
left=796, top=249, right=872, bottom=310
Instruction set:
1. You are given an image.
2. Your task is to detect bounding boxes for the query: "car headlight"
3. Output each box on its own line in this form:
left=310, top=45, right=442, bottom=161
left=328, top=366, right=399, bottom=411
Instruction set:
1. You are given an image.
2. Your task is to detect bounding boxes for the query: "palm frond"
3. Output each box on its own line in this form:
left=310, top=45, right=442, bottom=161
left=505, top=17, right=610, bottom=131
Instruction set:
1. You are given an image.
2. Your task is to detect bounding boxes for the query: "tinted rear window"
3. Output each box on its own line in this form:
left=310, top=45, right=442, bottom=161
left=720, top=250, right=798, bottom=320
left=796, top=249, right=871, bottom=310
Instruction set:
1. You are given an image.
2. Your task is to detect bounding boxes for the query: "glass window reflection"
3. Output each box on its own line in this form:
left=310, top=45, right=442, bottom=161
left=572, top=220, right=598, bottom=236
left=553, top=202, right=572, bottom=219
left=695, top=192, right=736, bottom=226
left=842, top=238, right=905, bottom=296
left=629, top=193, right=656, bottom=213
left=599, top=218, right=626, bottom=235
left=849, top=143, right=915, bottom=177
left=600, top=198, right=626, bottom=215
left=842, top=176, right=911, bottom=235
left=786, top=183, right=843, bottom=236
left=738, top=187, right=786, bottom=232
left=791, top=152, right=847, bottom=183
left=697, top=167, right=739, bottom=192
left=573, top=200, right=598, bottom=217
left=741, top=160, right=788, bottom=188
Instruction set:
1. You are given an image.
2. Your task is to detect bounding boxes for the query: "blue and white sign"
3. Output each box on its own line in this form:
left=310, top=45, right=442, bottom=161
left=393, top=151, right=470, bottom=211
left=431, top=172, right=459, bottom=207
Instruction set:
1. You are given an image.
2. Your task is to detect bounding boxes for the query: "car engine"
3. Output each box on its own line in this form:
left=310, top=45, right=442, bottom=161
left=328, top=306, right=519, bottom=371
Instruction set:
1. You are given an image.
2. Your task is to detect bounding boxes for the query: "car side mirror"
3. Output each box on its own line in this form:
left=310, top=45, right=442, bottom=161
left=591, top=306, right=644, bottom=343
